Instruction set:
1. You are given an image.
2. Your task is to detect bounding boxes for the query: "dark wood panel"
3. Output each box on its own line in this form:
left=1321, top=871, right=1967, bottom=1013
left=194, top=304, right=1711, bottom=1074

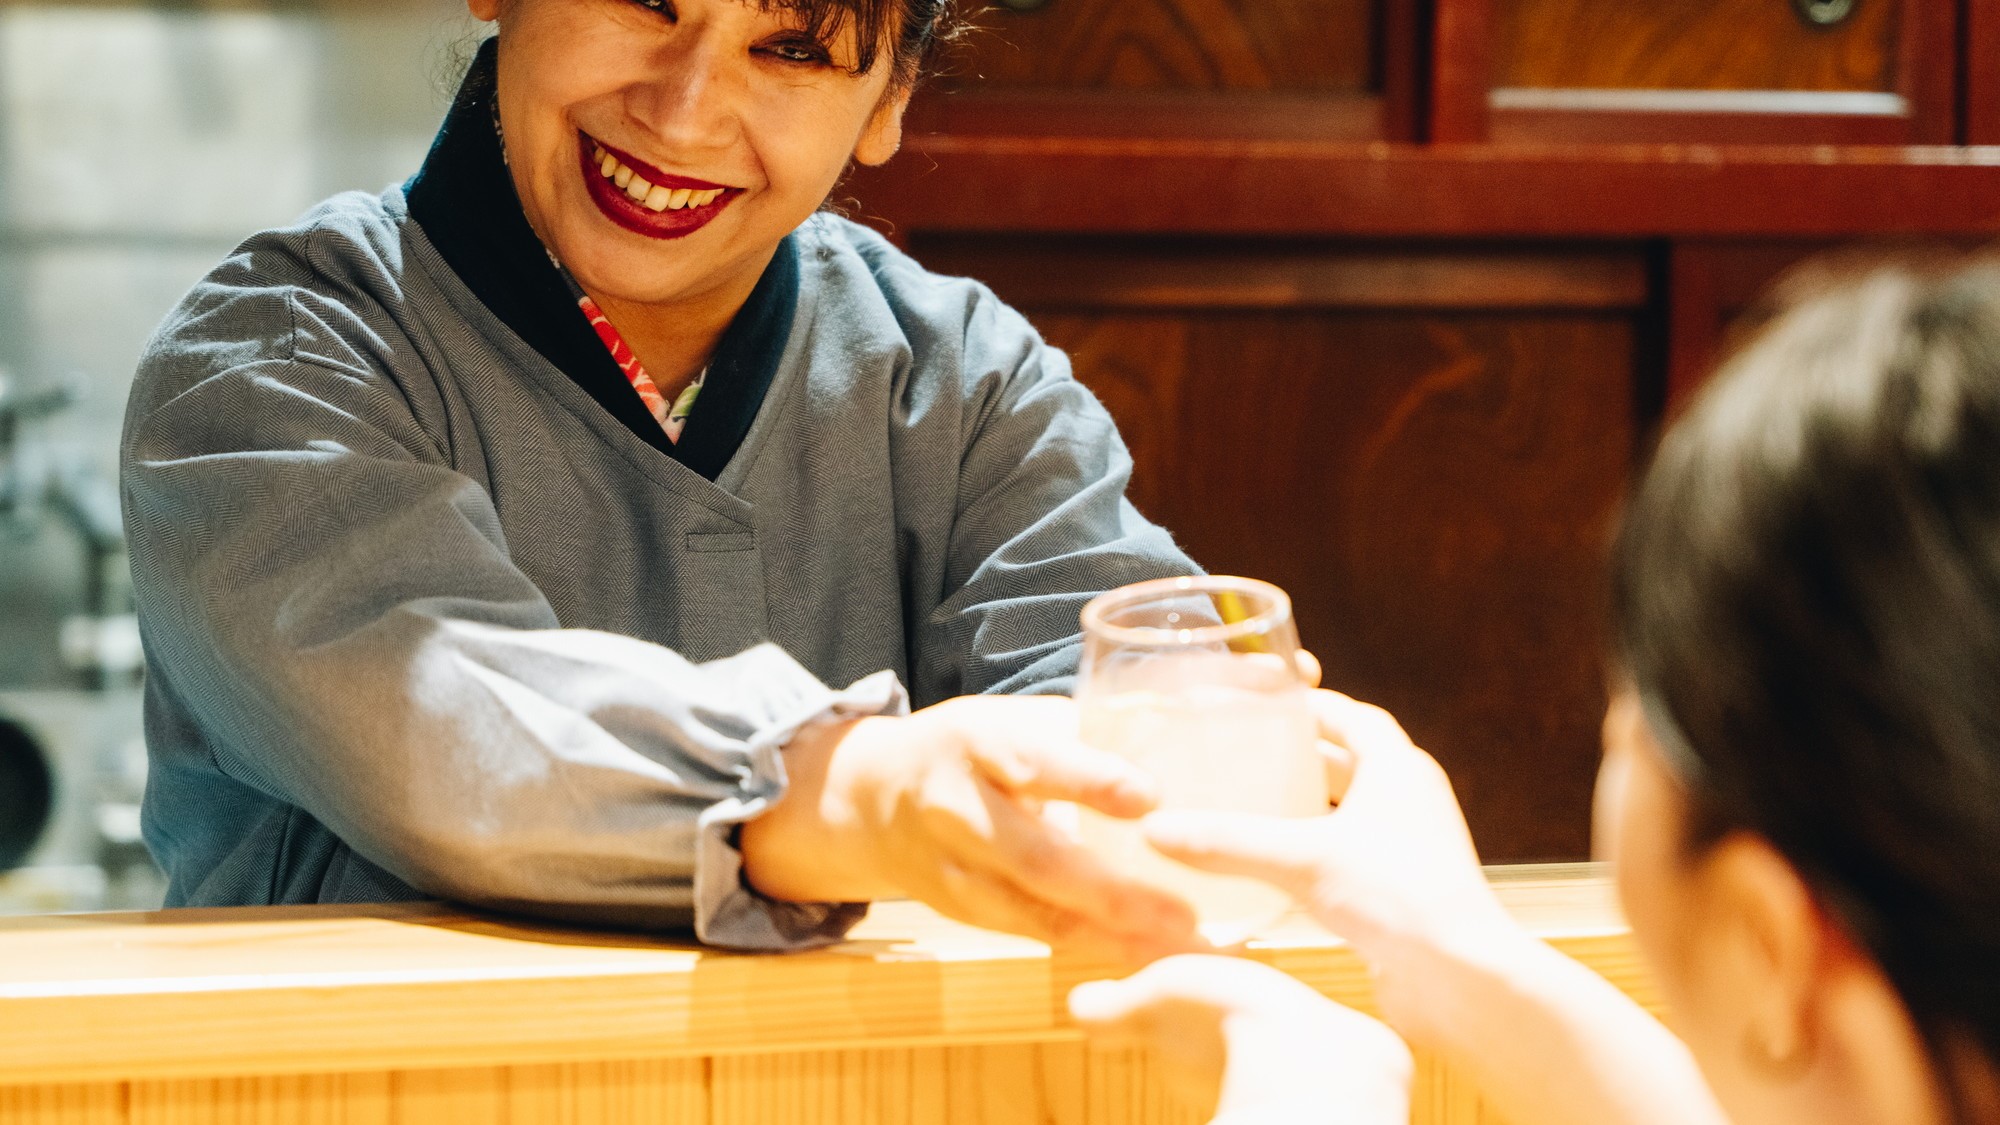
left=1024, top=308, right=1635, bottom=862
left=912, top=237, right=1647, bottom=310
left=939, top=0, right=1376, bottom=93
left=1663, top=236, right=2000, bottom=411
left=905, top=91, right=1385, bottom=142
left=1430, top=0, right=1493, bottom=141
left=915, top=0, right=1420, bottom=141
left=1970, top=0, right=2000, bottom=144
left=1665, top=242, right=1829, bottom=411
left=1493, top=0, right=1900, bottom=92
left=849, top=139, right=2000, bottom=239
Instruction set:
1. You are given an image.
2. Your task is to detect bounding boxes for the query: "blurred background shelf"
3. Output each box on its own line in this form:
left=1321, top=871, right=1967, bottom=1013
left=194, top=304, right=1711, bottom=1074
left=849, top=0, right=2000, bottom=862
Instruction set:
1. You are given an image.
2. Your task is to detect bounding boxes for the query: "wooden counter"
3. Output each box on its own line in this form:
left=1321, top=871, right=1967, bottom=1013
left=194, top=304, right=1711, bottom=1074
left=0, top=864, right=1650, bottom=1124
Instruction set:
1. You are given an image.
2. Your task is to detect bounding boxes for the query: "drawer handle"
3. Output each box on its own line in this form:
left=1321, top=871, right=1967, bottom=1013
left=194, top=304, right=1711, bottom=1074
left=1793, top=0, right=1857, bottom=27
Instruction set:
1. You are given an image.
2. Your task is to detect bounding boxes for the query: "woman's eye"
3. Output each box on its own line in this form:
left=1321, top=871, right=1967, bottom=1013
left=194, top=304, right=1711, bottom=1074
left=629, top=0, right=675, bottom=19
left=761, top=40, right=832, bottom=65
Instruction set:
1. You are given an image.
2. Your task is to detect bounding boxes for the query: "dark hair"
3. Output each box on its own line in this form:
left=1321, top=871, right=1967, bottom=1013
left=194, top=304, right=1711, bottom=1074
left=788, top=0, right=962, bottom=85
left=1612, top=253, right=2000, bottom=1118
left=446, top=0, right=960, bottom=91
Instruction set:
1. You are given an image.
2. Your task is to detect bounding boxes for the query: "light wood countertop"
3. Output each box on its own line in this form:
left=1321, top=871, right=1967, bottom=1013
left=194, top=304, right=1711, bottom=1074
left=0, top=864, right=1645, bottom=1090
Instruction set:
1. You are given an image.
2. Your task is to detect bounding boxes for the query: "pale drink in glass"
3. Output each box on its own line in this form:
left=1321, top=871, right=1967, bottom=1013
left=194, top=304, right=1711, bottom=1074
left=1070, top=577, right=1327, bottom=945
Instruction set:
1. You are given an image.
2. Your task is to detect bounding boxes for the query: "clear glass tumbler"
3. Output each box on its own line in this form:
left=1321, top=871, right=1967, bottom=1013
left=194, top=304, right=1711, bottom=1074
left=1071, top=575, right=1328, bottom=945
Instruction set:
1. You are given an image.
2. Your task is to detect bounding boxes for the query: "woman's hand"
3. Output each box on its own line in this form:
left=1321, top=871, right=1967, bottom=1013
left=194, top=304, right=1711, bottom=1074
left=1137, top=691, right=1530, bottom=1035
left=739, top=695, right=1206, bottom=963
left=1069, top=954, right=1412, bottom=1125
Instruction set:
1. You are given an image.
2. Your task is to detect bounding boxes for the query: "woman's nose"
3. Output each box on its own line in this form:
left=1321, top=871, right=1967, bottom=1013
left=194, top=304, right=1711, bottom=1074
left=625, top=32, right=744, bottom=153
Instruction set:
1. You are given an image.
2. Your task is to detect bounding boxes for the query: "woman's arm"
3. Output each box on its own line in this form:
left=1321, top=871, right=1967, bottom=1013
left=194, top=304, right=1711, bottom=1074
left=127, top=273, right=1201, bottom=958
left=894, top=281, right=1199, bottom=702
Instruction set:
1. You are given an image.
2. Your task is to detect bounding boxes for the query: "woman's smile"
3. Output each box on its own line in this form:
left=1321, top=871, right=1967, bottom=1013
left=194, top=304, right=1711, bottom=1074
left=579, top=131, right=739, bottom=241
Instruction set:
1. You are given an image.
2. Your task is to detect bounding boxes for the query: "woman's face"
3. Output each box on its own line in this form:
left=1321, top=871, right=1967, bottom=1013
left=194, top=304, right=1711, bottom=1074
left=468, top=0, right=909, bottom=310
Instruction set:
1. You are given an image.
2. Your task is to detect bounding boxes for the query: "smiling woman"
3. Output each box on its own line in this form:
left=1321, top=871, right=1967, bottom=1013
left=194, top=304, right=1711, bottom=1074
left=118, top=0, right=1205, bottom=957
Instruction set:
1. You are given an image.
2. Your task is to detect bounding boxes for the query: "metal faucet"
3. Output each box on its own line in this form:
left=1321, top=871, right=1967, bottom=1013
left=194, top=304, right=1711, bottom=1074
left=0, top=373, right=76, bottom=536
left=0, top=370, right=139, bottom=687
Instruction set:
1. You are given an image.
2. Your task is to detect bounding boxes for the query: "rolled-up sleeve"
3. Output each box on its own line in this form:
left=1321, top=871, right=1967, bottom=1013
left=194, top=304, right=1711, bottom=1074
left=126, top=307, right=900, bottom=948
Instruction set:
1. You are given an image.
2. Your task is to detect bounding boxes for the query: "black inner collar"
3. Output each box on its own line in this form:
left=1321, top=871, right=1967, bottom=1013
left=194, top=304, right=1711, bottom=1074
left=404, top=38, right=798, bottom=482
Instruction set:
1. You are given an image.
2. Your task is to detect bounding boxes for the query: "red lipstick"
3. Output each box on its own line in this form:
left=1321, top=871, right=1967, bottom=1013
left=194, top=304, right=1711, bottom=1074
left=580, top=132, right=739, bottom=241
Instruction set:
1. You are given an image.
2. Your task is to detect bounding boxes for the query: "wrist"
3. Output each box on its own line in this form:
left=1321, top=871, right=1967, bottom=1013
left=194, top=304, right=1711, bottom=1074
left=1375, top=917, right=1554, bottom=1055
left=739, top=715, right=902, bottom=903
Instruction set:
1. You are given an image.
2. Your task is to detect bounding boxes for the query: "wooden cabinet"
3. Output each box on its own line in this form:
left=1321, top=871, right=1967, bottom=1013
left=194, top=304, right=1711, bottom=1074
left=1470, top=0, right=1954, bottom=144
left=913, top=0, right=1417, bottom=139
left=855, top=1, right=2000, bottom=863
left=919, top=238, right=1643, bottom=859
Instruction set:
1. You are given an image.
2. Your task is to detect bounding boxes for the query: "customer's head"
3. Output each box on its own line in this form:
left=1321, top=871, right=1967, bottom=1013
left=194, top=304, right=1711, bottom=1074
left=1599, top=254, right=2000, bottom=1125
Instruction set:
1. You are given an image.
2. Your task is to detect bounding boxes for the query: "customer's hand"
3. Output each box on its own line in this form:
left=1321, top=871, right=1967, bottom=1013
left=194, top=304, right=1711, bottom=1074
left=1138, top=691, right=1527, bottom=1032
left=1070, top=954, right=1412, bottom=1125
left=740, top=695, right=1205, bottom=963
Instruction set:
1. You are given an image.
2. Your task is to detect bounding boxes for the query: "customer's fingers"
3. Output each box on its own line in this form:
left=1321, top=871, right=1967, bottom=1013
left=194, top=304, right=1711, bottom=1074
left=1294, top=649, right=1323, bottom=689
left=1310, top=691, right=1419, bottom=759
left=1318, top=738, right=1359, bottom=803
left=1139, top=810, right=1324, bottom=897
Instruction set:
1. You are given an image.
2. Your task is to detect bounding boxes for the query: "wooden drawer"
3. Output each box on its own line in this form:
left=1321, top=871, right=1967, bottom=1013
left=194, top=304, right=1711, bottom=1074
left=1496, top=0, right=1901, bottom=93
left=911, top=0, right=1417, bottom=140
left=1436, top=0, right=1955, bottom=144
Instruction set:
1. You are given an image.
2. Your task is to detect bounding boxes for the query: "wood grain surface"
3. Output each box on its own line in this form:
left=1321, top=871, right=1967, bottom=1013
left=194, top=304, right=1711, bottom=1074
left=938, top=0, right=1375, bottom=93
left=1007, top=303, right=1636, bottom=861
left=845, top=139, right=2000, bottom=239
left=0, top=872, right=1630, bottom=1075
left=1493, top=0, right=1900, bottom=93
left=0, top=870, right=1636, bottom=1123
left=1969, top=0, right=2000, bottom=144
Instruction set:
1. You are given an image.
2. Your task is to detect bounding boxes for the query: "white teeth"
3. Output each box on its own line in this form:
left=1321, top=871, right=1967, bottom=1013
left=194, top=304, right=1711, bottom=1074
left=591, top=145, right=729, bottom=210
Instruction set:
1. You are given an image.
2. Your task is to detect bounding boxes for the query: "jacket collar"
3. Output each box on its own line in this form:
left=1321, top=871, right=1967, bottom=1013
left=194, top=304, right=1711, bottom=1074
left=404, top=37, right=799, bottom=482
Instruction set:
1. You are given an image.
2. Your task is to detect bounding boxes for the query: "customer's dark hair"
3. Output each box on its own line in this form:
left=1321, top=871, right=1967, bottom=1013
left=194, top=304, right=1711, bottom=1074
left=1612, top=252, right=2000, bottom=1118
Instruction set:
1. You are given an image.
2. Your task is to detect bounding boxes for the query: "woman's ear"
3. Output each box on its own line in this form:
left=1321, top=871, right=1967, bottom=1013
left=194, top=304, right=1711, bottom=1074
left=854, top=86, right=913, bottom=167
left=467, top=0, right=500, bottom=23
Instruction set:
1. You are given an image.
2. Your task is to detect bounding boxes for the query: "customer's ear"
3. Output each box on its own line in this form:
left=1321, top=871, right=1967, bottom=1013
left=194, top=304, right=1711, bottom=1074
left=1699, top=834, right=1821, bottom=1081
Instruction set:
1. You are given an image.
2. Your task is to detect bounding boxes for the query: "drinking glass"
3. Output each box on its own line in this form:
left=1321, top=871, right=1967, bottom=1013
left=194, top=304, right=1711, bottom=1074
left=1070, top=575, right=1327, bottom=945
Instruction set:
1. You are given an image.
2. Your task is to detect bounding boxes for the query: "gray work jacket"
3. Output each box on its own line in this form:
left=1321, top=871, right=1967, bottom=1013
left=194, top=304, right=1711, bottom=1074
left=121, top=194, right=1196, bottom=948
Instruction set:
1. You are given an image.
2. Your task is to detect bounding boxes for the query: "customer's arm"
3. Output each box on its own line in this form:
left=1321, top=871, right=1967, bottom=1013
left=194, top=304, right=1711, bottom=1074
left=1114, top=692, right=1728, bottom=1125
